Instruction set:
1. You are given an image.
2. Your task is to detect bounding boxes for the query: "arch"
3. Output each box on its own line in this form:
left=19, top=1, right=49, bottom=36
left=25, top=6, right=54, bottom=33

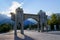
left=23, top=14, right=39, bottom=22
left=24, top=18, right=39, bottom=30
left=10, top=7, right=48, bottom=34
left=24, top=18, right=38, bottom=25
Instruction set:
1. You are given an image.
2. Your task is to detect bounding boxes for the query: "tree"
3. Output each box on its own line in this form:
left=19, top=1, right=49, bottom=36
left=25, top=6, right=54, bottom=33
left=51, top=14, right=57, bottom=25
left=0, top=23, right=12, bottom=33
left=47, top=19, right=51, bottom=25
left=47, top=13, right=60, bottom=30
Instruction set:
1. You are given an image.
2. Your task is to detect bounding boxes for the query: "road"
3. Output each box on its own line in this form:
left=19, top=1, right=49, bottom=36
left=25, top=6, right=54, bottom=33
left=0, top=30, right=60, bottom=40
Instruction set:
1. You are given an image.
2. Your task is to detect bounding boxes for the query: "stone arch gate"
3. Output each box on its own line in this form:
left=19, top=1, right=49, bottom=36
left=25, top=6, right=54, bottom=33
left=24, top=14, right=39, bottom=31
left=10, top=7, right=48, bottom=35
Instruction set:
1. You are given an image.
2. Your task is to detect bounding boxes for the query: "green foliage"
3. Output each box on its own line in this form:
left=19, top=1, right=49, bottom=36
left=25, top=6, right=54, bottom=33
left=51, top=14, right=57, bottom=25
left=47, top=19, right=51, bottom=25
left=47, top=14, right=57, bottom=25
left=0, top=23, right=12, bottom=33
left=47, top=13, right=60, bottom=30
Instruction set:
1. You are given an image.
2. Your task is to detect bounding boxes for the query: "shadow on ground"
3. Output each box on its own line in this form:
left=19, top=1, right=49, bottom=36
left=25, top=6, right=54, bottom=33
left=14, top=34, right=34, bottom=40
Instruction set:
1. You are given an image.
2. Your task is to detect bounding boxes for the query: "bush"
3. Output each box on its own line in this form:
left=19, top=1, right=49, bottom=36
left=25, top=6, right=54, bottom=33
left=0, top=23, right=12, bottom=33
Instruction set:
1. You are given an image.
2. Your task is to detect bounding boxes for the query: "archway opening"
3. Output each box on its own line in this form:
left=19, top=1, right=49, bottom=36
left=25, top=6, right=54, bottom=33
left=24, top=18, right=38, bottom=30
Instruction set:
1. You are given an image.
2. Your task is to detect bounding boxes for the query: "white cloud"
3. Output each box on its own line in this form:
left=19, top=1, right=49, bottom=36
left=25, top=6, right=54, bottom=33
left=0, top=1, right=53, bottom=17
left=46, top=11, right=53, bottom=16
left=0, top=1, right=23, bottom=17
left=1, top=11, right=11, bottom=17
left=9, top=1, right=23, bottom=13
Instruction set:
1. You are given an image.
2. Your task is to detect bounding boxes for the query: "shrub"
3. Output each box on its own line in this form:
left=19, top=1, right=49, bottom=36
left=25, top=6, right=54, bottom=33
left=0, top=23, right=12, bottom=33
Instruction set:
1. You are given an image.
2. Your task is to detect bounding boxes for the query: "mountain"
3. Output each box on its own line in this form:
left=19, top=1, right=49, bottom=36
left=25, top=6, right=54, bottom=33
left=0, top=14, right=14, bottom=25
left=24, top=20, right=37, bottom=26
left=0, top=14, right=37, bottom=26
left=0, top=14, right=8, bottom=22
left=55, top=13, right=60, bottom=16
left=0, top=18, right=14, bottom=25
left=24, top=18, right=38, bottom=26
left=0, top=18, right=37, bottom=26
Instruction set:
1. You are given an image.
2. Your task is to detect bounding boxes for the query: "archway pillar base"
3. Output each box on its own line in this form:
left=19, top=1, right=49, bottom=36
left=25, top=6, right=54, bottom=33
left=40, top=23, right=44, bottom=32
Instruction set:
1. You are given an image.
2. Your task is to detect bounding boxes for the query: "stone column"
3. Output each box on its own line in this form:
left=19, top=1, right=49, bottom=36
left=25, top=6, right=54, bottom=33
left=15, top=7, right=24, bottom=34
left=40, top=23, right=44, bottom=32
left=54, top=25, right=56, bottom=31
left=21, top=14, right=24, bottom=34
left=45, top=22, right=48, bottom=32
left=14, top=14, right=17, bottom=36
left=21, top=22, right=24, bottom=34
left=38, top=22, right=40, bottom=32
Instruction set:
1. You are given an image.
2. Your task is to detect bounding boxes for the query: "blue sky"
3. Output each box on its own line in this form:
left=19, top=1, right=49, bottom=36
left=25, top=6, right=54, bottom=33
left=0, top=0, right=60, bottom=16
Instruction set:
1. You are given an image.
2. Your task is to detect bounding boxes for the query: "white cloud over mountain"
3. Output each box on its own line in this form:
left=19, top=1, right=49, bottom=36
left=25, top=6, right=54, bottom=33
left=0, top=1, right=23, bottom=17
